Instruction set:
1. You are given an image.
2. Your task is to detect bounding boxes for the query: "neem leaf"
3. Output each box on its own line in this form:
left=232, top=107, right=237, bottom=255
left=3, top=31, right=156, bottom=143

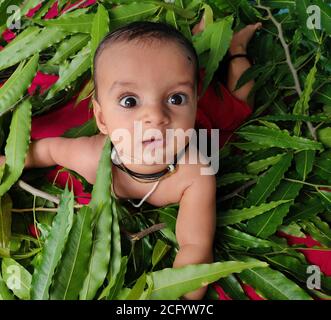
left=31, top=184, right=74, bottom=300
left=149, top=260, right=268, bottom=299
left=0, top=53, right=38, bottom=116
left=0, top=99, right=32, bottom=197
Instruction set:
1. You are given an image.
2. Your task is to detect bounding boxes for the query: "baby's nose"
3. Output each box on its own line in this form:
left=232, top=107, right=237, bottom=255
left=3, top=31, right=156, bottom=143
left=142, top=105, right=170, bottom=127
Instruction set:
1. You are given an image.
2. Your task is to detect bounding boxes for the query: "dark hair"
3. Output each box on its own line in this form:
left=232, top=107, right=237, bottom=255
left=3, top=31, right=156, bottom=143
left=93, top=21, right=199, bottom=102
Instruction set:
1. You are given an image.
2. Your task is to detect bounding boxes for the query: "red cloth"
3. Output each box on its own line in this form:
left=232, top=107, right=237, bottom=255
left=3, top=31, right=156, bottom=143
left=196, top=70, right=252, bottom=147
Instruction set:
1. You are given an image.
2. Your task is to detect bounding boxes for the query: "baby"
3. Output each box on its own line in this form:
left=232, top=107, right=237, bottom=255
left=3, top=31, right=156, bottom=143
left=0, top=19, right=260, bottom=300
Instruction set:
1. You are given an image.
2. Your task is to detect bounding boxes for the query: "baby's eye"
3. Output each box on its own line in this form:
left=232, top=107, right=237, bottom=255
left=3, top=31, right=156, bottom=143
left=168, top=93, right=187, bottom=106
left=119, top=96, right=138, bottom=108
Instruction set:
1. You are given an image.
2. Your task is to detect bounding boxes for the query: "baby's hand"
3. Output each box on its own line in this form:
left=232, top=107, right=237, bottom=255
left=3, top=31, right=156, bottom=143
left=229, top=22, right=262, bottom=55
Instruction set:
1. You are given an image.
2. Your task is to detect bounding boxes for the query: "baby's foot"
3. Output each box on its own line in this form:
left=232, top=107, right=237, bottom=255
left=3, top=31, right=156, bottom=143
left=192, top=13, right=205, bottom=35
left=230, top=22, right=262, bottom=55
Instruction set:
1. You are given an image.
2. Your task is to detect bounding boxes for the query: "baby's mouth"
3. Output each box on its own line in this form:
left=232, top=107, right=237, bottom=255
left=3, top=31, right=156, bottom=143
left=142, top=137, right=164, bottom=149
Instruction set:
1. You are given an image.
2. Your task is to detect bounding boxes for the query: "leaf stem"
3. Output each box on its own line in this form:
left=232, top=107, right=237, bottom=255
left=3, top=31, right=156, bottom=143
left=256, top=3, right=317, bottom=140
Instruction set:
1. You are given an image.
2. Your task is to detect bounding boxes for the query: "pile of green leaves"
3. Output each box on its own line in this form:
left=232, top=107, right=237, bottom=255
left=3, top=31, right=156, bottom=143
left=0, top=0, right=330, bottom=300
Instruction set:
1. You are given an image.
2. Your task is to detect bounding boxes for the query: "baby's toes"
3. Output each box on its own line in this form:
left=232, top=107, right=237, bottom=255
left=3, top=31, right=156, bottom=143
left=254, top=22, right=262, bottom=30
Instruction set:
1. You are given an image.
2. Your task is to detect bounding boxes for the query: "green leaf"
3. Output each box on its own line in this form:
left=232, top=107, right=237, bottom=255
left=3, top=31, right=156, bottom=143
left=0, top=272, right=14, bottom=300
left=235, top=64, right=269, bottom=91
left=295, top=150, right=315, bottom=180
left=31, top=184, right=74, bottom=300
left=246, top=179, right=303, bottom=238
left=302, top=216, right=331, bottom=247
left=0, top=27, right=68, bottom=71
left=98, top=199, right=122, bottom=300
left=91, top=4, right=109, bottom=71
left=2, top=258, right=32, bottom=300
left=266, top=254, right=331, bottom=293
left=107, top=256, right=128, bottom=300
left=0, top=53, right=38, bottom=116
left=217, top=200, right=291, bottom=226
left=261, top=114, right=331, bottom=123
left=284, top=197, right=325, bottom=224
left=0, top=99, right=32, bottom=197
left=247, top=153, right=286, bottom=175
left=316, top=0, right=331, bottom=36
left=45, top=44, right=91, bottom=100
left=201, top=16, right=233, bottom=96
left=218, top=172, right=255, bottom=187
left=50, top=206, right=93, bottom=300
left=126, top=272, right=147, bottom=300
left=219, top=226, right=275, bottom=249
left=88, top=136, right=112, bottom=221
left=149, top=260, right=268, bottom=300
left=80, top=137, right=113, bottom=300
left=318, top=127, right=331, bottom=148
left=109, top=3, right=160, bottom=29
left=293, top=51, right=320, bottom=115
left=234, top=255, right=312, bottom=300
left=237, top=125, right=323, bottom=151
left=165, top=9, right=178, bottom=28
left=319, top=194, right=331, bottom=215
left=246, top=153, right=293, bottom=207
left=62, top=118, right=98, bottom=139
left=293, top=51, right=320, bottom=135
left=46, top=34, right=90, bottom=66
left=74, top=79, right=94, bottom=107
left=217, top=274, right=249, bottom=300
left=34, top=14, right=95, bottom=33
left=314, top=156, right=331, bottom=183
left=156, top=205, right=178, bottom=233
left=0, top=193, right=12, bottom=257
left=152, top=239, right=171, bottom=269
left=278, top=222, right=305, bottom=238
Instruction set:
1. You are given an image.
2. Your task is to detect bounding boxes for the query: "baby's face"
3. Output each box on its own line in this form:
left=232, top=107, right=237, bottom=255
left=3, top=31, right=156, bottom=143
left=93, top=40, right=197, bottom=165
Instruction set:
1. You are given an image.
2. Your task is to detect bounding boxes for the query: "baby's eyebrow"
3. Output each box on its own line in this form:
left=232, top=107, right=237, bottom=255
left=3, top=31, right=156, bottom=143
left=109, top=81, right=137, bottom=93
left=173, top=81, right=195, bottom=91
left=108, top=80, right=195, bottom=93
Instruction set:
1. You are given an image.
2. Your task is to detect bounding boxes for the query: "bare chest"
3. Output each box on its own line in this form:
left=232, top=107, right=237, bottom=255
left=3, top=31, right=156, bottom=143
left=112, top=164, right=192, bottom=207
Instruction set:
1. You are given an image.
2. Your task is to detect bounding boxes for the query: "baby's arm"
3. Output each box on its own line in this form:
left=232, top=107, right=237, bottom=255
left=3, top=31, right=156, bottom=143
left=0, top=136, right=98, bottom=184
left=27, top=136, right=98, bottom=183
left=173, top=170, right=216, bottom=300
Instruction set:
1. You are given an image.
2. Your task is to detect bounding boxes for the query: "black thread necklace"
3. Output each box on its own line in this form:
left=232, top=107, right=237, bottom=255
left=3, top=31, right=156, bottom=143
left=111, top=142, right=190, bottom=183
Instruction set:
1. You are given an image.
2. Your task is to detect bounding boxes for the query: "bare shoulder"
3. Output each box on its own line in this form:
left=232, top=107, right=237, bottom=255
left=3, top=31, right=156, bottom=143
left=56, top=133, right=106, bottom=185
left=178, top=143, right=216, bottom=186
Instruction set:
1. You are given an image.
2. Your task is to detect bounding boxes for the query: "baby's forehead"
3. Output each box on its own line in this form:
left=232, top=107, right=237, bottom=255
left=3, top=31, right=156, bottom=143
left=95, top=39, right=196, bottom=90
left=96, top=39, right=195, bottom=75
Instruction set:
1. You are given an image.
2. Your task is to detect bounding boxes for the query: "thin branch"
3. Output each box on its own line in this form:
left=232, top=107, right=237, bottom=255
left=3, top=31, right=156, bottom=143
left=121, top=223, right=167, bottom=241
left=257, top=4, right=302, bottom=95
left=12, top=205, right=84, bottom=213
left=18, top=179, right=61, bottom=204
left=220, top=180, right=257, bottom=202
left=256, top=3, right=317, bottom=140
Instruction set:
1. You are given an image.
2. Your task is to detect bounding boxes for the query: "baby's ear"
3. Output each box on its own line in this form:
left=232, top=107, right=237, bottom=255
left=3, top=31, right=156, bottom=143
left=92, top=97, right=108, bottom=135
